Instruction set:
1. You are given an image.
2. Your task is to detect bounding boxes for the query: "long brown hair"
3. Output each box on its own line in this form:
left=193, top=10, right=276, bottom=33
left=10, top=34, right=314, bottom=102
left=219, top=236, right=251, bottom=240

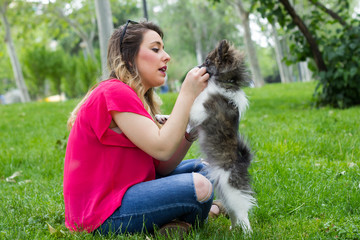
left=67, top=21, right=164, bottom=129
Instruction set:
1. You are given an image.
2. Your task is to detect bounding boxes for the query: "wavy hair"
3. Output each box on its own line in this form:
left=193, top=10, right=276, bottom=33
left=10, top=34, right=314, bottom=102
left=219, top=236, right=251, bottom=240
left=67, top=21, right=164, bottom=129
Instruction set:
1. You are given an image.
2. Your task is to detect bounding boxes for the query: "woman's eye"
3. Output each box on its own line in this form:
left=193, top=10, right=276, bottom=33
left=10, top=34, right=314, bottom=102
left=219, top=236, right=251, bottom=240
left=152, top=48, right=159, bottom=53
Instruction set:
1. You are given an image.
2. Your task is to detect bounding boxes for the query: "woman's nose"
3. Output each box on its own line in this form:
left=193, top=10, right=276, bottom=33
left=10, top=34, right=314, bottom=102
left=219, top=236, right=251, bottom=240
left=162, top=51, right=171, bottom=63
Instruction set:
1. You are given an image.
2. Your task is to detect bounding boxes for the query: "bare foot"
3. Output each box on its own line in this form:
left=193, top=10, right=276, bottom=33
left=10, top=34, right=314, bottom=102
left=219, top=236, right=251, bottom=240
left=210, top=204, right=220, bottom=215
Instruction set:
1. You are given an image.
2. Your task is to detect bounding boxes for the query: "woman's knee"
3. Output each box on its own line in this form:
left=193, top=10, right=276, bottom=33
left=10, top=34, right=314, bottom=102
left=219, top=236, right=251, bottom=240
left=192, top=173, right=213, bottom=203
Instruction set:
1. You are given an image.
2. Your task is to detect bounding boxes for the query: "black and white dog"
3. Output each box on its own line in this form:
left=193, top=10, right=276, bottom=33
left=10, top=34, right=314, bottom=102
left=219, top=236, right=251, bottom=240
left=155, top=40, right=256, bottom=233
left=189, top=40, right=256, bottom=233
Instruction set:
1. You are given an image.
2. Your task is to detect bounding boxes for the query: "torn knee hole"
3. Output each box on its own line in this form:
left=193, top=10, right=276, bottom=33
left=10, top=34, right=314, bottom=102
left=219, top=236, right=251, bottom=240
left=193, top=173, right=213, bottom=203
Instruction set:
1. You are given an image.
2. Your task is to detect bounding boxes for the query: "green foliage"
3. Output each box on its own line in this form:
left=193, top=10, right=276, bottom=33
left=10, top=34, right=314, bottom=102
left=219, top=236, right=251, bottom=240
left=0, top=0, right=138, bottom=100
left=74, top=55, right=100, bottom=94
left=110, top=0, right=139, bottom=27
left=2, top=0, right=359, bottom=109
left=23, top=44, right=99, bottom=99
left=315, top=22, right=360, bottom=108
left=153, top=0, right=245, bottom=82
left=256, top=0, right=360, bottom=108
left=60, top=54, right=100, bottom=98
left=23, top=45, right=53, bottom=98
left=256, top=46, right=278, bottom=80
left=0, top=0, right=44, bottom=96
left=48, top=50, right=68, bottom=95
left=0, top=54, right=15, bottom=94
left=1, top=82, right=359, bottom=239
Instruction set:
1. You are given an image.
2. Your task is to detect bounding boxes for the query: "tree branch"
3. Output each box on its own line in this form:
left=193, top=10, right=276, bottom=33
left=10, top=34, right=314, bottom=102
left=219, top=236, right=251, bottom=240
left=249, top=0, right=257, bottom=13
left=279, top=0, right=327, bottom=72
left=54, top=7, right=89, bottom=41
left=234, top=0, right=249, bottom=19
left=308, top=0, right=347, bottom=27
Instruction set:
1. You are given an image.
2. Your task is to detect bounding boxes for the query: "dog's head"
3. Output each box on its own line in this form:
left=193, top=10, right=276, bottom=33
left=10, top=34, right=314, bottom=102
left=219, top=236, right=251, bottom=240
left=200, top=40, right=252, bottom=91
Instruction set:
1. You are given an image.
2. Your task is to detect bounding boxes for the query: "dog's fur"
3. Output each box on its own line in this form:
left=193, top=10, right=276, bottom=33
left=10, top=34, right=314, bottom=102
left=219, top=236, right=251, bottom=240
left=189, top=40, right=256, bottom=233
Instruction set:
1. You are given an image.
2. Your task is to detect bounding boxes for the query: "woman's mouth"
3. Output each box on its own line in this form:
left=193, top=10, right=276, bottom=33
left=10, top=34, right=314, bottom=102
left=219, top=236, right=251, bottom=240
left=159, top=66, right=167, bottom=76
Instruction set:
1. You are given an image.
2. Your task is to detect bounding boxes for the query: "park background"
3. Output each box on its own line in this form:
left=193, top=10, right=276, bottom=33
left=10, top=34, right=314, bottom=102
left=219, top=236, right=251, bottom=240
left=0, top=0, right=359, bottom=239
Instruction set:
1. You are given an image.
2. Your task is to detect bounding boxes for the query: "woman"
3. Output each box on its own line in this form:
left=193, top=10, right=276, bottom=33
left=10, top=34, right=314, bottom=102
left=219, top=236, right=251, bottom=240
left=63, top=20, right=221, bottom=236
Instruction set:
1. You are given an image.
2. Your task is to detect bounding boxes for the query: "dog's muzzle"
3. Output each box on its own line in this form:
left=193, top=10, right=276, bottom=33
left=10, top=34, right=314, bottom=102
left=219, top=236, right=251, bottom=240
left=198, top=64, right=214, bottom=77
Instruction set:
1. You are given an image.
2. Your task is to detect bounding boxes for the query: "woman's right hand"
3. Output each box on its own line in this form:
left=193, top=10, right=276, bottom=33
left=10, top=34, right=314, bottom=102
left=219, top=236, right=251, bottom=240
left=181, top=67, right=209, bottom=100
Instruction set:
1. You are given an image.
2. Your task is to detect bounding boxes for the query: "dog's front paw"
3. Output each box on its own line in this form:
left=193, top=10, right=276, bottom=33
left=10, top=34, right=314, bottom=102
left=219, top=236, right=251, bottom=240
left=185, top=123, right=199, bottom=142
left=155, top=114, right=170, bottom=124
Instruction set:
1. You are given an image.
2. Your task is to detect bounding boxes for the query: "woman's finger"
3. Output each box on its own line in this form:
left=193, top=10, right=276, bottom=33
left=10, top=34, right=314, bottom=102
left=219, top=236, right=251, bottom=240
left=202, top=72, right=210, bottom=81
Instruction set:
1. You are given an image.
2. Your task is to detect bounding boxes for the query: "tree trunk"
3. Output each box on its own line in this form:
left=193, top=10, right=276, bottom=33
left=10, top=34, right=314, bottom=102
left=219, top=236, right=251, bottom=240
left=0, top=3, right=30, bottom=102
left=298, top=61, right=312, bottom=82
left=271, top=22, right=292, bottom=83
left=142, top=0, right=149, bottom=20
left=281, top=37, right=294, bottom=81
left=233, top=0, right=265, bottom=87
left=94, top=0, right=113, bottom=80
left=188, top=4, right=204, bottom=65
left=194, top=28, right=203, bottom=65
left=82, top=37, right=96, bottom=61
left=279, top=0, right=327, bottom=72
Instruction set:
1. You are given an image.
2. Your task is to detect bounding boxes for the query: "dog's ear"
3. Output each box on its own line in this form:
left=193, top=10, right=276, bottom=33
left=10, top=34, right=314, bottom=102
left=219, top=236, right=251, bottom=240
left=218, top=40, right=230, bottom=60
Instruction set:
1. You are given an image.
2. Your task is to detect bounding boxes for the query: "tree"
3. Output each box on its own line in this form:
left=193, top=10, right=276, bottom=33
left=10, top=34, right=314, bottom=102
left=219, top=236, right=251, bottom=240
left=109, top=0, right=139, bottom=27
left=47, top=0, right=97, bottom=61
left=270, top=21, right=292, bottom=83
left=278, top=0, right=327, bottom=72
left=153, top=0, right=247, bottom=86
left=256, top=0, right=360, bottom=108
left=0, top=0, right=30, bottom=102
left=226, top=0, right=265, bottom=87
left=142, top=0, right=149, bottom=20
left=23, top=45, right=49, bottom=98
left=308, top=0, right=347, bottom=27
left=94, top=0, right=113, bottom=79
left=60, top=53, right=99, bottom=99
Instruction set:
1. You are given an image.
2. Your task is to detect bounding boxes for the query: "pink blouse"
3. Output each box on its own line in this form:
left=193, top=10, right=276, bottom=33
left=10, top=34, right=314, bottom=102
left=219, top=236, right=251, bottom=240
left=63, top=79, right=159, bottom=232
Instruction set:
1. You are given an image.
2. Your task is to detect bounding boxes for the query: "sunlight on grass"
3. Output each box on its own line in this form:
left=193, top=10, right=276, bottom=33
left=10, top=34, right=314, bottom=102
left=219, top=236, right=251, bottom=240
left=0, top=82, right=359, bottom=239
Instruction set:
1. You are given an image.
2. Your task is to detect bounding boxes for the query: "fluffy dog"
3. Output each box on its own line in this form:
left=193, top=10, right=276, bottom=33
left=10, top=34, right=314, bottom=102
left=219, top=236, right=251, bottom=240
left=189, top=39, right=256, bottom=233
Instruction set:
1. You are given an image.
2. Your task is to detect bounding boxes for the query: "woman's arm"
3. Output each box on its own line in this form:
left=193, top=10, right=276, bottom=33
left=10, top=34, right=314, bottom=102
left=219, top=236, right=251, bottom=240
left=155, top=136, right=192, bottom=176
left=111, top=67, right=208, bottom=161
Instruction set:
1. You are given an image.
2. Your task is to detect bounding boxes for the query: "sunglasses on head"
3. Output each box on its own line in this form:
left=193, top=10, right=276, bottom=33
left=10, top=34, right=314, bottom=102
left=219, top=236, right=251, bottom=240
left=120, top=20, right=139, bottom=47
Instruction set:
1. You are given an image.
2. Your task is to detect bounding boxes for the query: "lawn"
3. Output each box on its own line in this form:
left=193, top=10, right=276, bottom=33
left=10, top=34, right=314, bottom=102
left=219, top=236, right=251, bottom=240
left=0, top=81, right=359, bottom=239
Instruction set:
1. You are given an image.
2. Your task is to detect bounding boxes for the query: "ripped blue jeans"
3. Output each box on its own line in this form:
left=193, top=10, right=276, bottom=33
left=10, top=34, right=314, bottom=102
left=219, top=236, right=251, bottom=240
left=95, top=159, right=214, bottom=235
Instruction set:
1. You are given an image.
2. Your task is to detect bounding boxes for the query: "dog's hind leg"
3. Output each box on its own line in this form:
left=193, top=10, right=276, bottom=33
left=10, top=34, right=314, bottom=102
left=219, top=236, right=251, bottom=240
left=233, top=208, right=252, bottom=234
left=226, top=202, right=252, bottom=233
left=224, top=190, right=254, bottom=234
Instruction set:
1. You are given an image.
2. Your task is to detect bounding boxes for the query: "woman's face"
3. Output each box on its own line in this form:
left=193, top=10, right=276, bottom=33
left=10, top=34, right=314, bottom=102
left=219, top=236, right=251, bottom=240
left=135, top=30, right=171, bottom=91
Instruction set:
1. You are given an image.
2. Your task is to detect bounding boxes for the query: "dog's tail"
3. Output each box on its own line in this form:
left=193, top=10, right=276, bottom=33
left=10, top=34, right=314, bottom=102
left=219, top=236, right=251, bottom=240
left=237, top=135, right=252, bottom=166
left=228, top=135, right=254, bottom=192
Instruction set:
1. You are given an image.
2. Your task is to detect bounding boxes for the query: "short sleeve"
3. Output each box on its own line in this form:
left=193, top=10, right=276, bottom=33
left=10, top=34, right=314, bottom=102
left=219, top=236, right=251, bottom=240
left=103, top=81, right=152, bottom=117
left=84, top=80, right=153, bottom=146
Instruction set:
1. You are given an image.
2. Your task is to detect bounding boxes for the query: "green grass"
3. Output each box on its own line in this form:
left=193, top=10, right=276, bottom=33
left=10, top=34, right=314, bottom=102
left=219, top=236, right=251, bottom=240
left=1, top=81, right=359, bottom=239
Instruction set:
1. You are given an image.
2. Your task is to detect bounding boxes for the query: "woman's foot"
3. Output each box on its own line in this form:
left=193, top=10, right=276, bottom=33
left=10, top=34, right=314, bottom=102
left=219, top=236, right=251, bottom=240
left=158, top=220, right=191, bottom=239
left=210, top=204, right=220, bottom=216
left=209, top=200, right=228, bottom=218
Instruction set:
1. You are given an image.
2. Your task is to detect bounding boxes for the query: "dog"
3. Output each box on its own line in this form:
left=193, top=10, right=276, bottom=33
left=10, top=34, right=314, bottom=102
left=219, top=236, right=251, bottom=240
left=189, top=39, right=256, bottom=233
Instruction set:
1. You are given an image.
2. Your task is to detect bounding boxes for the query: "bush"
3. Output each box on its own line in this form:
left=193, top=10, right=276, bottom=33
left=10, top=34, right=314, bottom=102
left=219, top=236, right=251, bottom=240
left=23, top=45, right=50, bottom=98
left=315, top=23, right=360, bottom=108
left=61, top=55, right=100, bottom=98
left=23, top=44, right=100, bottom=99
left=256, top=0, right=360, bottom=109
